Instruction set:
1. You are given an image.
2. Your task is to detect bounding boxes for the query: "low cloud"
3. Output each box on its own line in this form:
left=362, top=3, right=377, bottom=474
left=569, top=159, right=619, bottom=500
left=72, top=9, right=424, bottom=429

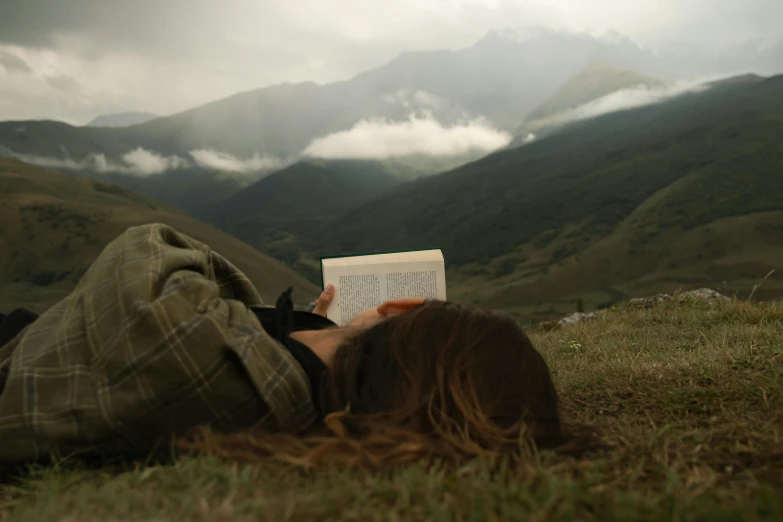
left=7, top=147, right=186, bottom=176
left=3, top=150, right=88, bottom=171
left=521, top=133, right=536, bottom=144
left=0, top=49, right=32, bottom=74
left=303, top=115, right=512, bottom=159
left=120, top=147, right=188, bottom=174
left=5, top=146, right=282, bottom=176
left=540, top=80, right=713, bottom=127
left=188, top=149, right=284, bottom=173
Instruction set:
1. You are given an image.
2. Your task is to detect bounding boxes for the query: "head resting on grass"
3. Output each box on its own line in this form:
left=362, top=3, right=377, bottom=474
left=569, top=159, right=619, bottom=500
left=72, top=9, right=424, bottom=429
left=184, top=300, right=564, bottom=467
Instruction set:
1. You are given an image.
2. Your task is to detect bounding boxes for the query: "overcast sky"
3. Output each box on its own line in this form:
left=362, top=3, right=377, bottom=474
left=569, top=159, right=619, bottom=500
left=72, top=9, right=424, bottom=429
left=1, top=0, right=781, bottom=124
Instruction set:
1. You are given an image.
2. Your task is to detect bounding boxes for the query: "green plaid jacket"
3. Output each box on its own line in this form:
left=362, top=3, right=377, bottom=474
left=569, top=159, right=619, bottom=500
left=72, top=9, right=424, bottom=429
left=0, top=224, right=316, bottom=464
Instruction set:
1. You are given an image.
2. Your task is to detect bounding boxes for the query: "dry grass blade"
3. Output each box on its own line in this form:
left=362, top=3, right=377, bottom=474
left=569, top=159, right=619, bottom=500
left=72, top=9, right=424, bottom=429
left=747, top=269, right=776, bottom=302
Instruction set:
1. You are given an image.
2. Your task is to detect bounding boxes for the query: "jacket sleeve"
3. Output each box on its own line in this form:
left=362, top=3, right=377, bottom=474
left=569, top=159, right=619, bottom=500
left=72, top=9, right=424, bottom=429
left=0, top=223, right=316, bottom=463
left=93, top=223, right=318, bottom=431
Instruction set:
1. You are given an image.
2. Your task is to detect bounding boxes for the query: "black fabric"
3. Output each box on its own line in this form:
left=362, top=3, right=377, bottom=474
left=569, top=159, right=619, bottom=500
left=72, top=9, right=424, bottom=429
left=0, top=308, right=41, bottom=395
left=252, top=289, right=335, bottom=414
left=0, top=308, right=39, bottom=349
left=274, top=287, right=295, bottom=346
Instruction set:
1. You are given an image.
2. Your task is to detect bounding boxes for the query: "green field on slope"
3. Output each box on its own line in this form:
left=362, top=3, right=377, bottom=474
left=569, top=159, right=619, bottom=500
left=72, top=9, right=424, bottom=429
left=0, top=158, right=319, bottom=313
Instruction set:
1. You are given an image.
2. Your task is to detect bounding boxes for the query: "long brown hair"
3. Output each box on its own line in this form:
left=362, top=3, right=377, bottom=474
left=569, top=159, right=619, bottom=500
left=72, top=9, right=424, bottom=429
left=182, top=301, right=563, bottom=467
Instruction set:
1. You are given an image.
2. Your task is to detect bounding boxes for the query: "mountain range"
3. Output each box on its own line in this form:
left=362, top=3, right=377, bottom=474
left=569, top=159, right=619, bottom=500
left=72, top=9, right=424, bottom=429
left=1, top=27, right=780, bottom=219
left=206, top=73, right=783, bottom=321
left=1, top=28, right=782, bottom=320
left=3, top=27, right=781, bottom=162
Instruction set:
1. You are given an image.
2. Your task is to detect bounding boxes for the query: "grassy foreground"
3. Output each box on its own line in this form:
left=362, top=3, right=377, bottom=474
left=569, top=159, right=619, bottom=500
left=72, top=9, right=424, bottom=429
left=0, top=299, right=781, bottom=521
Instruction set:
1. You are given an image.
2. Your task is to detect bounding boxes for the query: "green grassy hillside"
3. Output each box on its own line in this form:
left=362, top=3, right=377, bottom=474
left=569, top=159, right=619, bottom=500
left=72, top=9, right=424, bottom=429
left=71, top=155, right=473, bottom=220
left=292, top=75, right=783, bottom=320
left=209, top=159, right=423, bottom=281
left=88, top=168, right=249, bottom=219
left=0, top=158, right=319, bottom=313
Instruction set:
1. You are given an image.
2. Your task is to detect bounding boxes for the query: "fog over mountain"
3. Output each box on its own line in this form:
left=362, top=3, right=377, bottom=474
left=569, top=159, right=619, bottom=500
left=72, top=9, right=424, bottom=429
left=86, top=112, right=159, bottom=128
left=0, top=1, right=781, bottom=178
left=1, top=0, right=781, bottom=124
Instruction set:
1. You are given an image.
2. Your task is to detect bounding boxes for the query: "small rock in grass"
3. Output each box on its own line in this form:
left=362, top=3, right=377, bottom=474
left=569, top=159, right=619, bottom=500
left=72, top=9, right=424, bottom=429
left=677, top=288, right=731, bottom=305
left=558, top=311, right=601, bottom=327
left=629, top=294, right=674, bottom=309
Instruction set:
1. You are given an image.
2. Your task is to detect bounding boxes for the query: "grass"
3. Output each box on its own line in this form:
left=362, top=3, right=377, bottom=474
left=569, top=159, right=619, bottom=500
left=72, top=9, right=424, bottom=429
left=1, top=298, right=780, bottom=521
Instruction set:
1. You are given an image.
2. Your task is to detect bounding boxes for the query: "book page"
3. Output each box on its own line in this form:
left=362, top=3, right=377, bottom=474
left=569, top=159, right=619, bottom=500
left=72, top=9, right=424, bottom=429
left=322, top=249, right=443, bottom=266
left=323, top=260, right=446, bottom=326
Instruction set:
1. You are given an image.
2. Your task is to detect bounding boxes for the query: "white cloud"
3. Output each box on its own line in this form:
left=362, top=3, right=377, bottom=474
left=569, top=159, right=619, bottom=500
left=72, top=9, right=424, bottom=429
left=3, top=140, right=294, bottom=176
left=303, top=115, right=512, bottom=159
left=7, top=147, right=188, bottom=176
left=5, top=150, right=90, bottom=171
left=0, top=43, right=244, bottom=124
left=121, top=147, right=188, bottom=174
left=4, top=145, right=285, bottom=175
left=188, top=149, right=285, bottom=173
left=538, top=79, right=713, bottom=127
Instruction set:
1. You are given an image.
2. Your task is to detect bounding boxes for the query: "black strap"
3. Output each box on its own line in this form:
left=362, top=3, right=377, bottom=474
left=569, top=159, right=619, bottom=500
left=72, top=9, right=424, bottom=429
left=0, top=308, right=40, bottom=395
left=0, top=308, right=39, bottom=348
left=274, top=287, right=295, bottom=348
left=254, top=289, right=335, bottom=415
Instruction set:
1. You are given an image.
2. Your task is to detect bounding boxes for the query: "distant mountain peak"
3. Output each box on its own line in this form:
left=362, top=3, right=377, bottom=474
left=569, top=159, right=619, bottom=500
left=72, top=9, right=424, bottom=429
left=481, top=26, right=557, bottom=44
left=86, top=111, right=159, bottom=128
left=478, top=26, right=641, bottom=49
left=705, top=73, right=766, bottom=87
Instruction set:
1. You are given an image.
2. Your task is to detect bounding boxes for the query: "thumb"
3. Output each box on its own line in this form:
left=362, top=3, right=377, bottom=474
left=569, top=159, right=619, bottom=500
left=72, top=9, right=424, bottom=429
left=312, top=284, right=335, bottom=317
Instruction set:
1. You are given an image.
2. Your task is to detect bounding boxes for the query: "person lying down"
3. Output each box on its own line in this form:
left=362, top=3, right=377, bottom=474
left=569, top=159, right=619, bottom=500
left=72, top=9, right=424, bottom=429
left=0, top=224, right=565, bottom=467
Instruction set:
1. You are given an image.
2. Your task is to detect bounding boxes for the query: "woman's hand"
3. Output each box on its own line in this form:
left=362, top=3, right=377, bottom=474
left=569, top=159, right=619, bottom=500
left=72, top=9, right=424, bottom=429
left=312, top=284, right=336, bottom=317
left=311, top=284, right=424, bottom=326
left=346, top=297, right=426, bottom=328
left=298, top=287, right=424, bottom=366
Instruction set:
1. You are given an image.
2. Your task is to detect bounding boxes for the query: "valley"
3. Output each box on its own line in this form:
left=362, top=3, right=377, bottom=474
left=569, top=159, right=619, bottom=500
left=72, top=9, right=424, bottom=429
left=218, top=74, right=783, bottom=322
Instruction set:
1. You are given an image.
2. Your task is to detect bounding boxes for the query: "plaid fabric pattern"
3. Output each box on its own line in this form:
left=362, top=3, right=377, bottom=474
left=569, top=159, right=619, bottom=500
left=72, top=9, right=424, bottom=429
left=0, top=224, right=316, bottom=464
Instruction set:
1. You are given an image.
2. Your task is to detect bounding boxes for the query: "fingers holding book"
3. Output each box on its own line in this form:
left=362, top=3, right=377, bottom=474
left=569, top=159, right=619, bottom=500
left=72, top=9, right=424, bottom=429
left=377, top=298, right=426, bottom=318
left=312, top=284, right=336, bottom=317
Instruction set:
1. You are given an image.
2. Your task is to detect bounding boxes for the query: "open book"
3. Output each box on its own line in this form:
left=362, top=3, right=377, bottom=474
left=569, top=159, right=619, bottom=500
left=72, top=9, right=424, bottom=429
left=321, top=249, right=447, bottom=326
